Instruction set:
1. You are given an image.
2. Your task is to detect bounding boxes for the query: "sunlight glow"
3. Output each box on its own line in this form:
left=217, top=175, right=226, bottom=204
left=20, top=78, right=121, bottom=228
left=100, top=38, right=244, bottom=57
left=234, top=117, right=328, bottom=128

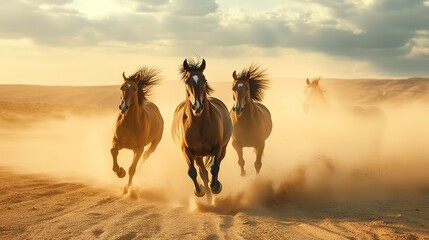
left=67, top=0, right=135, bottom=19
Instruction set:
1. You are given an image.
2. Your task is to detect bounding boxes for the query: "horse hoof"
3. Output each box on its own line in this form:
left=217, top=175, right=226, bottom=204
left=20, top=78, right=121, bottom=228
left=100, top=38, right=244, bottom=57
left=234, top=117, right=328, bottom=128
left=194, top=185, right=206, bottom=198
left=116, top=167, right=126, bottom=178
left=241, top=170, right=247, bottom=177
left=211, top=182, right=222, bottom=194
left=122, top=185, right=129, bottom=195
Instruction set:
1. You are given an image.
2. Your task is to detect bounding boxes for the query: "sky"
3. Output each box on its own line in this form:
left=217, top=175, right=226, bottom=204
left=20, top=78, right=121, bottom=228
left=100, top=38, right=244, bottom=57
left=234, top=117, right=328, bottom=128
left=0, top=0, right=428, bottom=85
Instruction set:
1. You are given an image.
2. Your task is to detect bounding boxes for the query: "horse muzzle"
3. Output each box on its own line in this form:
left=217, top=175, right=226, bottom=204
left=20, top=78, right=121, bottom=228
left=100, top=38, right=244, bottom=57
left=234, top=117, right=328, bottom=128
left=191, top=101, right=204, bottom=116
left=119, top=100, right=130, bottom=115
left=233, top=103, right=245, bottom=117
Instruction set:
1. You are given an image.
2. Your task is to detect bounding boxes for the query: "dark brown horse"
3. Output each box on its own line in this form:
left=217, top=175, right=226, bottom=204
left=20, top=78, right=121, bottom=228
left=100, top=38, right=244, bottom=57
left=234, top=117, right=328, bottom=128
left=172, top=58, right=232, bottom=199
left=230, top=64, right=272, bottom=176
left=111, top=67, right=164, bottom=193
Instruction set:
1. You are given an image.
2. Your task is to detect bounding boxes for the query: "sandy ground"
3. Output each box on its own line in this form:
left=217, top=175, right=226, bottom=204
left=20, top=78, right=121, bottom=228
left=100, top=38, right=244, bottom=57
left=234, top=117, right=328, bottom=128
left=1, top=78, right=429, bottom=239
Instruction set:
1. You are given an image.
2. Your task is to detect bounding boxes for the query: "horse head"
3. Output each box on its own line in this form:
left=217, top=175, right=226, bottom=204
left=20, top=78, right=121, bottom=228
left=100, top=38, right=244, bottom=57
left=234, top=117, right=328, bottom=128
left=303, top=77, right=326, bottom=113
left=119, top=72, right=139, bottom=115
left=231, top=70, right=251, bottom=117
left=182, top=58, right=213, bottom=117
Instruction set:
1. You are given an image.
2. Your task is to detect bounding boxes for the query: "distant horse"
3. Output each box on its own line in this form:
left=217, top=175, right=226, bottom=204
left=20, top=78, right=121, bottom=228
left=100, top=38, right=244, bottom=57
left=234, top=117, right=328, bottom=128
left=230, top=64, right=272, bottom=176
left=172, top=58, right=232, bottom=199
left=303, top=77, right=386, bottom=159
left=111, top=67, right=164, bottom=193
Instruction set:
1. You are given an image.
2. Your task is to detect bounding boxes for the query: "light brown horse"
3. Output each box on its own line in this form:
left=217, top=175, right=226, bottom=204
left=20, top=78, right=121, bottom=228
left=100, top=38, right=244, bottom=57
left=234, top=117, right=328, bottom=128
left=303, top=77, right=386, bottom=120
left=303, top=77, right=386, bottom=159
left=230, top=64, right=272, bottom=176
left=111, top=67, right=164, bottom=193
left=172, top=58, right=232, bottom=199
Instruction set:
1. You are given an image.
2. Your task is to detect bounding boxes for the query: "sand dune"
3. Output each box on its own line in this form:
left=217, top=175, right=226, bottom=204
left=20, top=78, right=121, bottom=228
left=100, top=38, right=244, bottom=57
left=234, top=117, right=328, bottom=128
left=1, top=78, right=429, bottom=239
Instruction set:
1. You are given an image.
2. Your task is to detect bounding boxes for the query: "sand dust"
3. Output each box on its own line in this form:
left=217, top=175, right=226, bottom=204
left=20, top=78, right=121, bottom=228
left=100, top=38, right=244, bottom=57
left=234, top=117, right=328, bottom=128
left=0, top=79, right=428, bottom=239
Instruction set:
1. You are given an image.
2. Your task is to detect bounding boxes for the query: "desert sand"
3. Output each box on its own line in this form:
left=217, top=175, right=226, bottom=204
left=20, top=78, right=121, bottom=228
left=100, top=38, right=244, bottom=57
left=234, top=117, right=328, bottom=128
left=0, top=78, right=429, bottom=239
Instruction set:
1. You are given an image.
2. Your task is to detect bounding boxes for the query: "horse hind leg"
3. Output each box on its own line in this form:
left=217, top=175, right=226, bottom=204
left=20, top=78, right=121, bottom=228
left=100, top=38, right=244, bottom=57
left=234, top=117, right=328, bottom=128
left=196, top=157, right=211, bottom=203
left=254, top=142, right=265, bottom=174
left=232, top=140, right=246, bottom=177
left=125, top=148, right=144, bottom=194
left=111, top=145, right=125, bottom=178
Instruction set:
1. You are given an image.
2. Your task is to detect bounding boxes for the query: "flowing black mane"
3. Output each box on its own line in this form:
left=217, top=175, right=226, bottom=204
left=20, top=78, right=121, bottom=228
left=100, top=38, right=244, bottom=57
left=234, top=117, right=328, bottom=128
left=179, top=58, right=214, bottom=95
left=127, top=66, right=161, bottom=104
left=236, top=64, right=270, bottom=101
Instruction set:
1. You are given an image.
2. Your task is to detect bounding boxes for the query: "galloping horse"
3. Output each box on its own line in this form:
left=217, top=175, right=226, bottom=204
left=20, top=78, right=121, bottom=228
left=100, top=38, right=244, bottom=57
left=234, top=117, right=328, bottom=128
left=172, top=58, right=232, bottom=199
left=230, top=64, right=272, bottom=176
left=303, top=77, right=386, bottom=120
left=303, top=77, right=386, bottom=159
left=111, top=67, right=164, bottom=192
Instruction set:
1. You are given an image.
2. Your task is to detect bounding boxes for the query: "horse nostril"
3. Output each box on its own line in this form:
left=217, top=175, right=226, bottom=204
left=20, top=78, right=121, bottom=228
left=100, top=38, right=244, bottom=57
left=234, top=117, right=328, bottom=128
left=118, top=105, right=121, bottom=110
left=191, top=105, right=196, bottom=111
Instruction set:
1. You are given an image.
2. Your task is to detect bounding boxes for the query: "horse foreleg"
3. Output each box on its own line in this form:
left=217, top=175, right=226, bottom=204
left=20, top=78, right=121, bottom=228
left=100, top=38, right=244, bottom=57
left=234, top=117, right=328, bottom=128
left=210, top=146, right=226, bottom=194
left=196, top=157, right=211, bottom=202
left=254, top=142, right=265, bottom=174
left=142, top=135, right=162, bottom=161
left=127, top=149, right=144, bottom=189
left=184, top=148, right=204, bottom=197
left=232, top=140, right=246, bottom=176
left=111, top=146, right=125, bottom=178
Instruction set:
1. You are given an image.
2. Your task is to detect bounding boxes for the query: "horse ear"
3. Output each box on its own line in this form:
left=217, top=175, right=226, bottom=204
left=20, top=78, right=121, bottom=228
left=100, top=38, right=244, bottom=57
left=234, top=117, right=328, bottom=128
left=246, top=71, right=250, bottom=80
left=198, top=59, right=206, bottom=72
left=306, top=78, right=310, bottom=85
left=232, top=70, right=238, bottom=80
left=183, top=59, right=190, bottom=71
left=122, top=72, right=128, bottom=82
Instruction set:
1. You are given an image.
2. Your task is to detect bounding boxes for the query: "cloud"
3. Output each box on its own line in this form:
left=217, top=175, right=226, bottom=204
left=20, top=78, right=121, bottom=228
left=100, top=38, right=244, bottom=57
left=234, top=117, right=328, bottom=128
left=0, top=1, right=94, bottom=45
left=134, top=0, right=169, bottom=12
left=171, top=0, right=218, bottom=16
left=0, top=0, right=428, bottom=76
left=29, top=0, right=73, bottom=5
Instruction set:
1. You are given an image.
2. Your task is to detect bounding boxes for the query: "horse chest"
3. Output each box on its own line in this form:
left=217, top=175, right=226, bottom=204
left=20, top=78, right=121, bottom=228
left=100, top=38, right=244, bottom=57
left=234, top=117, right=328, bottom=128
left=232, top=117, right=269, bottom=146
left=115, top=121, right=147, bottom=149
left=183, top=122, right=218, bottom=154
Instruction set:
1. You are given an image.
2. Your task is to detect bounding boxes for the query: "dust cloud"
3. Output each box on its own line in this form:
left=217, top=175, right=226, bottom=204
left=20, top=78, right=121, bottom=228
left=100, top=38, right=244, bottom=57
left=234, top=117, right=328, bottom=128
left=1, top=79, right=428, bottom=212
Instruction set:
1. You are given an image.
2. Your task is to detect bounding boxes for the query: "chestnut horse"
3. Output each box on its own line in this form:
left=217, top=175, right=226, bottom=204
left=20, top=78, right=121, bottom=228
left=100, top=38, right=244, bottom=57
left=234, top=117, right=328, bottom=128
left=111, top=67, right=164, bottom=193
left=172, top=58, right=232, bottom=199
left=230, top=64, right=272, bottom=176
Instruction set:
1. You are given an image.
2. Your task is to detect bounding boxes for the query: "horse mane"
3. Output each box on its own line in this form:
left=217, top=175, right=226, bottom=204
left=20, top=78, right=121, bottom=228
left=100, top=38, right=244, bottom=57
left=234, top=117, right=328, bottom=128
left=179, top=57, right=214, bottom=95
left=129, top=66, right=161, bottom=104
left=237, top=64, right=270, bottom=101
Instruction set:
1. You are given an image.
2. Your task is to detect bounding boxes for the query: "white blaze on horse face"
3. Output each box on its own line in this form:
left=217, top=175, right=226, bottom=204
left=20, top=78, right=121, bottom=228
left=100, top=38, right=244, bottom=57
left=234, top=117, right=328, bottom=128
left=237, top=83, right=244, bottom=88
left=127, top=83, right=131, bottom=88
left=192, top=75, right=199, bottom=84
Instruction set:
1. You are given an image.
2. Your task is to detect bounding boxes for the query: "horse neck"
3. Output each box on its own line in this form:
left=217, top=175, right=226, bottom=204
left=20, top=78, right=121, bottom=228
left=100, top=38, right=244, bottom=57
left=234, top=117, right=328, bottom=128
left=123, top=95, right=144, bottom=125
left=242, top=96, right=256, bottom=116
